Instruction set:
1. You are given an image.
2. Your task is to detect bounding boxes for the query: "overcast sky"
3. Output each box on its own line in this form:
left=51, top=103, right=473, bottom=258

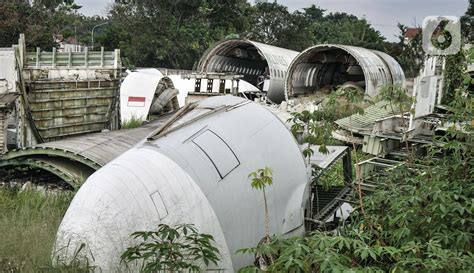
left=75, top=0, right=469, bottom=42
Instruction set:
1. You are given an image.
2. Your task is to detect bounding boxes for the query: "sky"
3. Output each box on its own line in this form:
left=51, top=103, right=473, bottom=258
left=75, top=0, right=469, bottom=42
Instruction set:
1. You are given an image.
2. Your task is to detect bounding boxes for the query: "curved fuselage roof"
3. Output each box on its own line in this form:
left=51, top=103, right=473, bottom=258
left=285, top=44, right=406, bottom=100
left=54, top=96, right=310, bottom=271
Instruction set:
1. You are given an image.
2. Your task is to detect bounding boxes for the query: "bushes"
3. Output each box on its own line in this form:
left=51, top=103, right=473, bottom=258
left=240, top=160, right=470, bottom=272
left=121, top=224, right=221, bottom=272
left=238, top=47, right=474, bottom=273
left=239, top=155, right=474, bottom=272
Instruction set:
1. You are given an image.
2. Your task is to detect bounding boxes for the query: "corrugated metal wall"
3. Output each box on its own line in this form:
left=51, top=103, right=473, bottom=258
left=26, top=80, right=119, bottom=141
left=17, top=41, right=122, bottom=143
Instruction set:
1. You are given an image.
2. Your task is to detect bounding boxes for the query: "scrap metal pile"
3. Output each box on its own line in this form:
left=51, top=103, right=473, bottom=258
left=4, top=35, right=458, bottom=271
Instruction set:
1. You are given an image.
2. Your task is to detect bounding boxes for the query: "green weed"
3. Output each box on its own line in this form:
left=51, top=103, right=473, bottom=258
left=0, top=188, right=75, bottom=272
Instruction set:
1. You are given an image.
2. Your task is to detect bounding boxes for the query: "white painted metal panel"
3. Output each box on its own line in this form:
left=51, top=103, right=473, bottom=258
left=413, top=76, right=439, bottom=118
left=119, top=69, right=164, bottom=123
left=410, top=56, right=445, bottom=122
left=0, top=48, right=16, bottom=94
left=168, top=74, right=259, bottom=105
left=120, top=70, right=260, bottom=124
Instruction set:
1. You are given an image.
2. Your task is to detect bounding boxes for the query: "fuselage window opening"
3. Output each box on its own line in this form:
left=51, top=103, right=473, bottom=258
left=192, top=130, right=240, bottom=179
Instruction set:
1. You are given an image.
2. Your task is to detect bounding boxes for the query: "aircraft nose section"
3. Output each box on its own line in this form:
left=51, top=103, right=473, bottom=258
left=53, top=147, right=232, bottom=271
left=53, top=156, right=162, bottom=270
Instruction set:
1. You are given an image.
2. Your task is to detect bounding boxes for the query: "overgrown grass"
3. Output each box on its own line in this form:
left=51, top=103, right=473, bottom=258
left=0, top=188, right=74, bottom=272
left=121, top=116, right=144, bottom=129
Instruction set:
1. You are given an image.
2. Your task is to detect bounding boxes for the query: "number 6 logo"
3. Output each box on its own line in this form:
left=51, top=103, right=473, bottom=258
left=423, top=16, right=461, bottom=56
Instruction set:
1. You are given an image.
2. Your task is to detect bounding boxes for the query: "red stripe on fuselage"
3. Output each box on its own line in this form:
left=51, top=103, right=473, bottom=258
left=128, top=96, right=146, bottom=102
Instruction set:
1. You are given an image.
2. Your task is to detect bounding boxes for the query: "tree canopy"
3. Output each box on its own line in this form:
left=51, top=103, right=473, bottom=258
left=0, top=1, right=471, bottom=72
left=0, top=1, right=389, bottom=69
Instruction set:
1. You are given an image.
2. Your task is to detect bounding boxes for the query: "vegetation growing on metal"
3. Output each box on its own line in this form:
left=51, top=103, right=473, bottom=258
left=378, top=84, right=416, bottom=160
left=443, top=48, right=469, bottom=104
left=237, top=41, right=474, bottom=272
left=332, top=84, right=372, bottom=219
left=289, top=109, right=335, bottom=158
left=249, top=167, right=274, bottom=244
left=287, top=108, right=336, bottom=218
left=238, top=105, right=474, bottom=272
left=121, top=116, right=144, bottom=129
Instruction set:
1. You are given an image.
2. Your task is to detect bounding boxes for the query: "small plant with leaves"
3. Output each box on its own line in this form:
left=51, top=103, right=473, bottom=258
left=121, top=224, right=220, bottom=272
left=378, top=84, right=416, bottom=160
left=288, top=109, right=335, bottom=159
left=247, top=167, right=276, bottom=269
left=288, top=108, right=337, bottom=217
left=249, top=167, right=274, bottom=243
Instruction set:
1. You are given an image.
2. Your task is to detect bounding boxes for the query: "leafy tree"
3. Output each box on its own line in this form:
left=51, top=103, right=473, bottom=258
left=245, top=2, right=291, bottom=46
left=0, top=2, right=56, bottom=49
left=247, top=167, right=275, bottom=270
left=33, top=0, right=76, bottom=11
left=275, top=10, right=315, bottom=51
left=332, top=84, right=372, bottom=219
left=303, top=4, right=325, bottom=21
left=395, top=23, right=424, bottom=78
left=288, top=110, right=334, bottom=161
left=246, top=3, right=386, bottom=52
left=98, top=0, right=251, bottom=68
left=309, top=12, right=385, bottom=50
left=121, top=224, right=221, bottom=272
left=437, top=46, right=473, bottom=173
left=287, top=104, right=341, bottom=225
left=0, top=1, right=103, bottom=50
left=1, top=0, right=392, bottom=67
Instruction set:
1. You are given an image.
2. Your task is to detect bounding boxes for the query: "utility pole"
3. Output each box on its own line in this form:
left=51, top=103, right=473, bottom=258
left=91, top=22, right=109, bottom=51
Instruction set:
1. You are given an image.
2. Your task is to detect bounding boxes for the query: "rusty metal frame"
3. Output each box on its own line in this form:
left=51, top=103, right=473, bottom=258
left=0, top=158, right=87, bottom=188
